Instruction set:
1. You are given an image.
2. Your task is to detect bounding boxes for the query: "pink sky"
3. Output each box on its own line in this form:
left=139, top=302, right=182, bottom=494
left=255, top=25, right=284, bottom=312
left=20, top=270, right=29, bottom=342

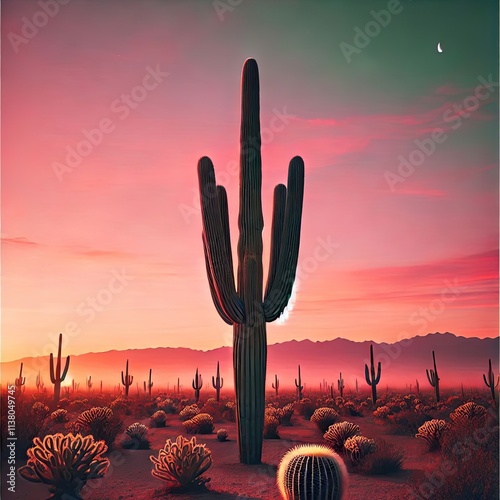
left=2, top=0, right=498, bottom=362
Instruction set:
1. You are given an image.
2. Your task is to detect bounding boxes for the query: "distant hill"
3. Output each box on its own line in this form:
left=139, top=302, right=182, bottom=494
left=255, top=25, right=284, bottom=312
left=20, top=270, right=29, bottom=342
left=2, top=332, right=498, bottom=394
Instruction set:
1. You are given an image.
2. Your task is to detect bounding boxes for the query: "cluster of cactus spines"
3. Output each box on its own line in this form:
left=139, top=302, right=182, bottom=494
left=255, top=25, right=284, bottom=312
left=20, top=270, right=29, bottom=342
left=18, top=433, right=110, bottom=500
left=217, top=428, right=229, bottom=442
left=36, top=370, right=44, bottom=392
left=483, top=358, right=499, bottom=404
left=192, top=368, right=203, bottom=402
left=15, top=362, right=26, bottom=392
left=211, top=362, right=223, bottom=401
left=343, top=435, right=376, bottom=464
left=49, top=333, right=70, bottom=405
left=86, top=376, right=92, bottom=391
left=415, top=419, right=447, bottom=451
left=145, top=368, right=154, bottom=396
left=277, top=444, right=348, bottom=500
left=151, top=410, right=168, bottom=427
left=197, top=58, right=304, bottom=464
left=272, top=374, right=280, bottom=396
left=450, top=402, right=487, bottom=424
left=426, top=350, right=440, bottom=402
left=150, top=435, right=212, bottom=488
left=182, top=413, right=215, bottom=434
left=364, top=344, right=381, bottom=406
left=295, top=365, right=304, bottom=401
left=126, top=422, right=148, bottom=440
left=337, top=373, right=344, bottom=398
left=323, top=421, right=360, bottom=453
left=121, top=359, right=133, bottom=397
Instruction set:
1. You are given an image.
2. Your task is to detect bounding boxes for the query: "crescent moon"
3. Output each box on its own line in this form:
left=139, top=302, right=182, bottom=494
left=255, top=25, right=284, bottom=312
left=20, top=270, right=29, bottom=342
left=437, top=42, right=443, bottom=53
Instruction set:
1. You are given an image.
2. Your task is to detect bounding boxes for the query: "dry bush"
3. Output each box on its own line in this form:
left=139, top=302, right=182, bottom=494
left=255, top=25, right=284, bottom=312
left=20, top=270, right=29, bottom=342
left=356, top=439, right=404, bottom=475
left=182, top=413, right=214, bottom=434
left=415, top=419, right=447, bottom=451
left=310, top=407, right=339, bottom=433
left=323, top=421, right=360, bottom=452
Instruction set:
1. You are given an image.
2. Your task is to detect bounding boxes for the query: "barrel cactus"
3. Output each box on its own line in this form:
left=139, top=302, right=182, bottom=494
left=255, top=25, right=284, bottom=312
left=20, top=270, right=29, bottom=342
left=277, top=444, right=348, bottom=499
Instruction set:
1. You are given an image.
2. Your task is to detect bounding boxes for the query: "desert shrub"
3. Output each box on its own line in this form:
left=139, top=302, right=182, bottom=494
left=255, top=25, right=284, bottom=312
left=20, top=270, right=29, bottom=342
left=18, top=433, right=109, bottom=500
left=32, top=402, right=50, bottom=420
left=200, top=399, right=225, bottom=422
left=415, top=419, right=446, bottom=451
left=449, top=402, right=487, bottom=426
left=150, top=435, right=212, bottom=490
left=76, top=407, right=123, bottom=448
left=222, top=401, right=236, bottom=422
left=357, top=439, right=404, bottom=475
left=216, top=429, right=228, bottom=442
left=373, top=405, right=391, bottom=419
left=179, top=404, right=200, bottom=421
left=182, top=413, right=214, bottom=434
left=263, top=414, right=280, bottom=439
left=310, top=407, right=339, bottom=433
left=278, top=403, right=295, bottom=426
left=50, top=409, right=69, bottom=423
left=341, top=401, right=363, bottom=417
left=323, top=421, right=360, bottom=452
left=57, top=398, right=70, bottom=409
left=297, top=398, right=316, bottom=419
left=157, top=398, right=177, bottom=414
left=109, top=397, right=131, bottom=414
left=387, top=410, right=433, bottom=435
left=343, top=436, right=376, bottom=464
left=122, top=422, right=150, bottom=450
left=150, top=410, right=168, bottom=427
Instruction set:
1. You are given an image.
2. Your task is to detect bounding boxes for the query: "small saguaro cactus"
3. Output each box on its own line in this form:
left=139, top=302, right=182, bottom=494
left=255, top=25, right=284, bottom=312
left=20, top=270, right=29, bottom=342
left=415, top=378, right=420, bottom=395
left=426, top=350, right=440, bottom=402
left=330, top=384, right=334, bottom=399
left=145, top=368, right=154, bottom=396
left=177, top=377, right=180, bottom=394
left=365, top=344, right=381, bottom=406
left=337, top=373, right=344, bottom=399
left=272, top=374, right=280, bottom=397
left=100, top=380, right=103, bottom=393
left=211, top=362, right=223, bottom=402
left=15, top=362, right=26, bottom=392
left=192, top=368, right=203, bottom=402
left=71, top=379, right=79, bottom=393
left=87, top=376, right=93, bottom=391
left=483, top=358, right=499, bottom=405
left=355, top=378, right=358, bottom=394
left=50, top=333, right=70, bottom=405
left=295, top=365, right=304, bottom=401
left=277, top=444, right=349, bottom=500
left=36, top=371, right=44, bottom=392
left=121, top=359, right=134, bottom=397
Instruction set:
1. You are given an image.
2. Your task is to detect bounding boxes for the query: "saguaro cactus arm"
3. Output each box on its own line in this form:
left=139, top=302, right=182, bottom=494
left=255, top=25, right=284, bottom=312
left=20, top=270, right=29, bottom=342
left=483, top=359, right=499, bottom=389
left=263, top=158, right=305, bottom=321
left=198, top=159, right=245, bottom=324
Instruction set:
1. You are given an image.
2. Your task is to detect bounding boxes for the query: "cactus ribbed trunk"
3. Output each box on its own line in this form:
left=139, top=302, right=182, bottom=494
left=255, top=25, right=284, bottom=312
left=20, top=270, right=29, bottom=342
left=198, top=59, right=304, bottom=464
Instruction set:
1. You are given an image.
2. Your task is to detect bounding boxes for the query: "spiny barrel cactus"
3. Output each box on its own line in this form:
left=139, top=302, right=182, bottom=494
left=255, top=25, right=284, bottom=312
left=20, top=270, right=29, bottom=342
left=150, top=435, right=212, bottom=488
left=217, top=428, right=229, bottom=441
left=277, top=444, right=348, bottom=499
left=151, top=410, right=168, bottom=427
left=323, top=421, right=360, bottom=452
left=415, top=419, right=446, bottom=451
left=18, top=433, right=109, bottom=500
left=197, top=58, right=304, bottom=464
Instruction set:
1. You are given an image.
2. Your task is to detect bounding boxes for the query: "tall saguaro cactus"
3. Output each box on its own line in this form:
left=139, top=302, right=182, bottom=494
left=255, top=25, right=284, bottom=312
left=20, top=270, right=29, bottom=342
left=50, top=333, right=70, bottom=405
left=365, top=344, right=381, bottom=406
left=192, top=368, right=203, bottom=402
left=197, top=58, right=304, bottom=464
left=146, top=368, right=154, bottom=396
left=212, top=362, right=223, bottom=402
left=426, top=350, right=440, bottom=402
left=15, top=362, right=26, bottom=392
left=121, top=359, right=133, bottom=397
left=295, top=365, right=304, bottom=401
left=483, top=358, right=499, bottom=405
